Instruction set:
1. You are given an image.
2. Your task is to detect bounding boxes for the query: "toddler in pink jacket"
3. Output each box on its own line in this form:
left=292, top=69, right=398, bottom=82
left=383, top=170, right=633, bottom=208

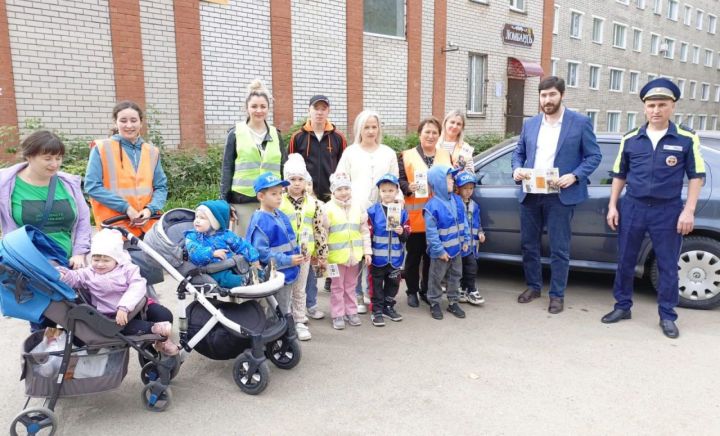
left=58, top=229, right=178, bottom=355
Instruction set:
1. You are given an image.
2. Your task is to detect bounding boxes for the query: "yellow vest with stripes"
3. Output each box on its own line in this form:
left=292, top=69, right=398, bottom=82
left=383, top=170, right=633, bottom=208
left=279, top=194, right=316, bottom=255
left=326, top=201, right=364, bottom=265
left=402, top=147, right=451, bottom=233
left=232, top=122, right=282, bottom=196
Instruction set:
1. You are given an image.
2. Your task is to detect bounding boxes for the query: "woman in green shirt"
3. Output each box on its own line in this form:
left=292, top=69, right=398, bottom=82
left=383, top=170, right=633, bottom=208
left=0, top=130, right=92, bottom=268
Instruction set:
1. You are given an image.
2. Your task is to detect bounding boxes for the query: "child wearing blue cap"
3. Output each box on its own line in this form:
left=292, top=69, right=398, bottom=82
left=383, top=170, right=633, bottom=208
left=185, top=199, right=260, bottom=288
left=454, top=171, right=486, bottom=306
left=367, top=173, right=410, bottom=326
left=246, top=172, right=307, bottom=317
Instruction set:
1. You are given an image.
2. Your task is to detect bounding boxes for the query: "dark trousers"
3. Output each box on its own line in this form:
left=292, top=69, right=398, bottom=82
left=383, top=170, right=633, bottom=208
left=612, top=197, right=683, bottom=321
left=370, top=264, right=401, bottom=314
left=460, top=254, right=478, bottom=292
left=120, top=303, right=173, bottom=336
left=405, top=232, right=429, bottom=297
left=520, top=194, right=575, bottom=298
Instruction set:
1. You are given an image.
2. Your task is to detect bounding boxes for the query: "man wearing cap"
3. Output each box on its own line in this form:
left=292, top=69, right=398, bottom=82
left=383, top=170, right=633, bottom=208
left=289, top=95, right=348, bottom=203
left=601, top=78, right=705, bottom=339
left=511, top=76, right=602, bottom=314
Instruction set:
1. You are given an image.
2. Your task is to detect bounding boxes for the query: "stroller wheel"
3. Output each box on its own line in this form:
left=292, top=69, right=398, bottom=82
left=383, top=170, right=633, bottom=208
left=233, top=353, right=269, bottom=395
left=10, top=406, right=57, bottom=436
left=140, top=362, right=161, bottom=385
left=141, top=382, right=172, bottom=412
left=265, top=338, right=302, bottom=370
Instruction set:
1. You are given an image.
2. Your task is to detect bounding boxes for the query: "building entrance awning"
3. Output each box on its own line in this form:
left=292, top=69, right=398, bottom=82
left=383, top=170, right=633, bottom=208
left=507, top=57, right=544, bottom=79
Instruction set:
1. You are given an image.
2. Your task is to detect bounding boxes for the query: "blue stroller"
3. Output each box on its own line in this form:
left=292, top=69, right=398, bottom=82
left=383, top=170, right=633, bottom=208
left=0, top=226, right=178, bottom=436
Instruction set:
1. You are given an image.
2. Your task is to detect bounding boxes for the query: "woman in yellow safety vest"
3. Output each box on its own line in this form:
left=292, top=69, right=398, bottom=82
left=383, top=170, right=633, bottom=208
left=398, top=117, right=451, bottom=308
left=85, top=101, right=168, bottom=237
left=220, top=79, right=288, bottom=236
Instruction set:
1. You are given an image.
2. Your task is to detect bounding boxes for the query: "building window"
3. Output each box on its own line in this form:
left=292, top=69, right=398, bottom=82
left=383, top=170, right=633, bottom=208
left=683, top=5, right=692, bottom=25
left=675, top=114, right=683, bottom=124
left=715, top=85, right=720, bottom=102
left=607, top=111, right=621, bottom=132
left=701, top=83, right=710, bottom=101
left=677, top=78, right=686, bottom=98
left=551, top=58, right=559, bottom=76
left=650, top=33, right=660, bottom=55
left=662, top=38, right=675, bottom=59
left=570, top=11, right=583, bottom=39
left=592, top=17, right=604, bottom=43
left=567, top=62, right=580, bottom=87
left=510, top=0, right=526, bottom=12
left=609, top=68, right=624, bottom=91
left=553, top=6, right=560, bottom=34
left=666, top=0, right=679, bottom=20
left=696, top=9, right=704, bottom=30
left=589, top=65, right=601, bottom=89
left=689, top=80, right=697, bottom=99
left=704, top=49, right=713, bottom=67
left=692, top=45, right=700, bottom=64
left=364, top=0, right=405, bottom=37
left=711, top=116, right=718, bottom=131
left=632, top=28, right=642, bottom=51
left=467, top=53, right=487, bottom=114
left=652, top=0, right=662, bottom=15
left=679, top=42, right=688, bottom=62
left=698, top=115, right=707, bottom=130
left=612, top=23, right=627, bottom=48
left=616, top=0, right=629, bottom=4
left=709, top=15, right=717, bottom=34
left=629, top=71, right=640, bottom=93
left=586, top=110, right=598, bottom=131
left=686, top=115, right=695, bottom=128
left=636, top=0, right=646, bottom=9
left=627, top=112, right=637, bottom=129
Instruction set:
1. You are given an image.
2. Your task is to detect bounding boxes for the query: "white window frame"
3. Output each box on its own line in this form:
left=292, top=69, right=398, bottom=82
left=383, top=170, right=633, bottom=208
left=696, top=9, right=704, bottom=30
left=609, top=68, right=625, bottom=92
left=666, top=0, right=679, bottom=21
left=683, top=5, right=692, bottom=26
left=612, top=22, right=627, bottom=48
left=607, top=111, right=622, bottom=133
left=636, top=0, right=646, bottom=9
left=715, top=84, right=720, bottom=102
left=700, top=83, right=710, bottom=101
left=467, top=53, right=488, bottom=115
left=592, top=16, right=605, bottom=44
left=551, top=58, right=559, bottom=76
left=689, top=80, right=697, bottom=99
left=686, top=115, right=694, bottom=129
left=711, top=115, right=718, bottom=131
left=588, top=64, right=601, bottom=90
left=692, top=45, right=700, bottom=64
left=653, top=0, right=662, bottom=15
left=677, top=78, right=686, bottom=98
left=570, top=10, right=584, bottom=39
left=697, top=115, right=707, bottom=130
left=626, top=111, right=638, bottom=129
left=629, top=70, right=640, bottom=93
left=704, top=49, right=713, bottom=67
left=632, top=27, right=643, bottom=51
left=675, top=113, right=683, bottom=124
left=647, top=73, right=658, bottom=82
left=709, top=15, right=717, bottom=34
left=553, top=6, right=560, bottom=34
left=650, top=33, right=660, bottom=55
left=567, top=60, right=581, bottom=87
left=662, top=37, right=675, bottom=59
left=679, top=41, right=688, bottom=62
left=510, top=0, right=526, bottom=13
left=586, top=109, right=599, bottom=131
left=616, top=0, right=629, bottom=4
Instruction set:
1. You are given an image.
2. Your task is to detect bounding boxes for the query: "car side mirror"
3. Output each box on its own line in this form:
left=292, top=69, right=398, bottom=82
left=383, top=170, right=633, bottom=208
left=476, top=172, right=487, bottom=185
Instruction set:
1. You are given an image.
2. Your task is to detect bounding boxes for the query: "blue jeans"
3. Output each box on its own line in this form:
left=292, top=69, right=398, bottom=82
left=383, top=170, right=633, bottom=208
left=520, top=194, right=575, bottom=298
left=306, top=266, right=318, bottom=308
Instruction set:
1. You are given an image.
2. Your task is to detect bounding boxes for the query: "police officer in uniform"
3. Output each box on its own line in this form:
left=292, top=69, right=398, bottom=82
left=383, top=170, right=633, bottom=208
left=601, top=78, right=705, bottom=339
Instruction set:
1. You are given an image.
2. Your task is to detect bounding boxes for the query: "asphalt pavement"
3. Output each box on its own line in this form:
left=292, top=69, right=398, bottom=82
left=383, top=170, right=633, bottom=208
left=1, top=263, right=719, bottom=436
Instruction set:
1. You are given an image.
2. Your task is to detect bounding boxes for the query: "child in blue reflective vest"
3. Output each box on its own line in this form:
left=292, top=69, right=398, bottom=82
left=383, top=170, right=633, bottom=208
left=367, top=174, right=410, bottom=327
left=423, top=165, right=470, bottom=320
left=454, top=171, right=486, bottom=306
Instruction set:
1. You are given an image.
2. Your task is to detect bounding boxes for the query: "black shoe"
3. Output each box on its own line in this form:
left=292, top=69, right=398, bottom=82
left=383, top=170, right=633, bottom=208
left=407, top=293, right=419, bottom=308
left=447, top=303, right=466, bottom=318
left=323, top=277, right=331, bottom=292
left=371, top=312, right=385, bottom=327
left=548, top=297, right=564, bottom=314
left=382, top=306, right=403, bottom=322
left=601, top=309, right=632, bottom=324
left=430, top=303, right=443, bottom=320
left=419, top=293, right=430, bottom=305
left=659, top=319, right=679, bottom=339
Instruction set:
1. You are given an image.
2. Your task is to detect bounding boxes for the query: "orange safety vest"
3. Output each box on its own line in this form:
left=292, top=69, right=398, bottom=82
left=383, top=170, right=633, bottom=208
left=402, top=147, right=451, bottom=233
left=89, top=139, right=159, bottom=236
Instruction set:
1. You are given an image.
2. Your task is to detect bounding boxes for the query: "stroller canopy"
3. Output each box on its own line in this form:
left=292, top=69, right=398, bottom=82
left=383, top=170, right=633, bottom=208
left=143, top=208, right=195, bottom=268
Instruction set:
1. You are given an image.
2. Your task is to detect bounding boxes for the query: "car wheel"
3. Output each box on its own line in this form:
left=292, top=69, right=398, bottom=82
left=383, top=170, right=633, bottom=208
left=651, top=236, right=720, bottom=309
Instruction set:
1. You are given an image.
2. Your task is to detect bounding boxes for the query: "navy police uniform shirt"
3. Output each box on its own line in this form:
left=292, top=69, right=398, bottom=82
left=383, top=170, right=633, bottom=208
left=610, top=122, right=705, bottom=200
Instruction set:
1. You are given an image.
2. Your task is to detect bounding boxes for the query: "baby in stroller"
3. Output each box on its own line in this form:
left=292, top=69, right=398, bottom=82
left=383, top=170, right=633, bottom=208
left=58, top=228, right=179, bottom=356
left=185, top=200, right=262, bottom=288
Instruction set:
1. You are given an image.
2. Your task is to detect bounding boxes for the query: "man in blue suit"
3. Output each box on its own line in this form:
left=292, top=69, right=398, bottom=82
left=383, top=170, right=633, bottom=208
left=511, top=76, right=602, bottom=314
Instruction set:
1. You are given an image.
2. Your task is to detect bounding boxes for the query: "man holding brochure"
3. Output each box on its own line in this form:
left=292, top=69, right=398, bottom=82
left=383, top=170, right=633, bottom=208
left=511, top=76, right=602, bottom=314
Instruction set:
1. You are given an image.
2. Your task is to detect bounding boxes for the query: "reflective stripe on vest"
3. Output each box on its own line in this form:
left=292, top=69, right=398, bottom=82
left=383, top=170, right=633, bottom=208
left=402, top=147, right=451, bottom=233
left=368, top=203, right=406, bottom=268
left=279, top=195, right=316, bottom=255
left=425, top=197, right=465, bottom=258
left=89, top=139, right=158, bottom=236
left=232, top=123, right=282, bottom=196
left=326, top=202, right=364, bottom=265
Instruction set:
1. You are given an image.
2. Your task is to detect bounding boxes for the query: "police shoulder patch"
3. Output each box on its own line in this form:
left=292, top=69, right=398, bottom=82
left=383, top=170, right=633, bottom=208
left=677, top=124, right=696, bottom=134
left=622, top=128, right=639, bottom=139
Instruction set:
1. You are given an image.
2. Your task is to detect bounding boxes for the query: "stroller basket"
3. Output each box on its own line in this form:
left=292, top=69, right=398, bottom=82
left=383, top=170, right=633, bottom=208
left=21, top=330, right=129, bottom=398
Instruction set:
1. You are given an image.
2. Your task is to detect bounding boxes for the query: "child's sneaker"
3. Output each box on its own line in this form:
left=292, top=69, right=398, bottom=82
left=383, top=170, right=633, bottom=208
left=363, top=293, right=371, bottom=305
left=458, top=289, right=468, bottom=303
left=356, top=296, right=368, bottom=314
left=151, top=321, right=172, bottom=337
left=332, top=317, right=346, bottom=330
left=295, top=322, right=312, bottom=341
left=306, top=305, right=325, bottom=320
left=447, top=302, right=466, bottom=318
left=347, top=314, right=362, bottom=326
left=467, top=290, right=485, bottom=306
left=371, top=312, right=385, bottom=327
left=382, top=306, right=403, bottom=322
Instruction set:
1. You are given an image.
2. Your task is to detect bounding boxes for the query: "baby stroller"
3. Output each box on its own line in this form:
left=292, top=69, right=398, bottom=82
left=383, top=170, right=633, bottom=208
left=0, top=226, right=179, bottom=436
left=119, top=208, right=301, bottom=395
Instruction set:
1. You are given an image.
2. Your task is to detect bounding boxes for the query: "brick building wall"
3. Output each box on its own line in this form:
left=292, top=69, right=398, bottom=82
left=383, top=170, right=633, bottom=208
left=6, top=0, right=116, bottom=137
left=363, top=34, right=407, bottom=135
left=553, top=0, right=720, bottom=132
left=199, top=0, right=273, bottom=142
left=290, top=0, right=347, bottom=130
left=140, top=0, right=180, bottom=147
